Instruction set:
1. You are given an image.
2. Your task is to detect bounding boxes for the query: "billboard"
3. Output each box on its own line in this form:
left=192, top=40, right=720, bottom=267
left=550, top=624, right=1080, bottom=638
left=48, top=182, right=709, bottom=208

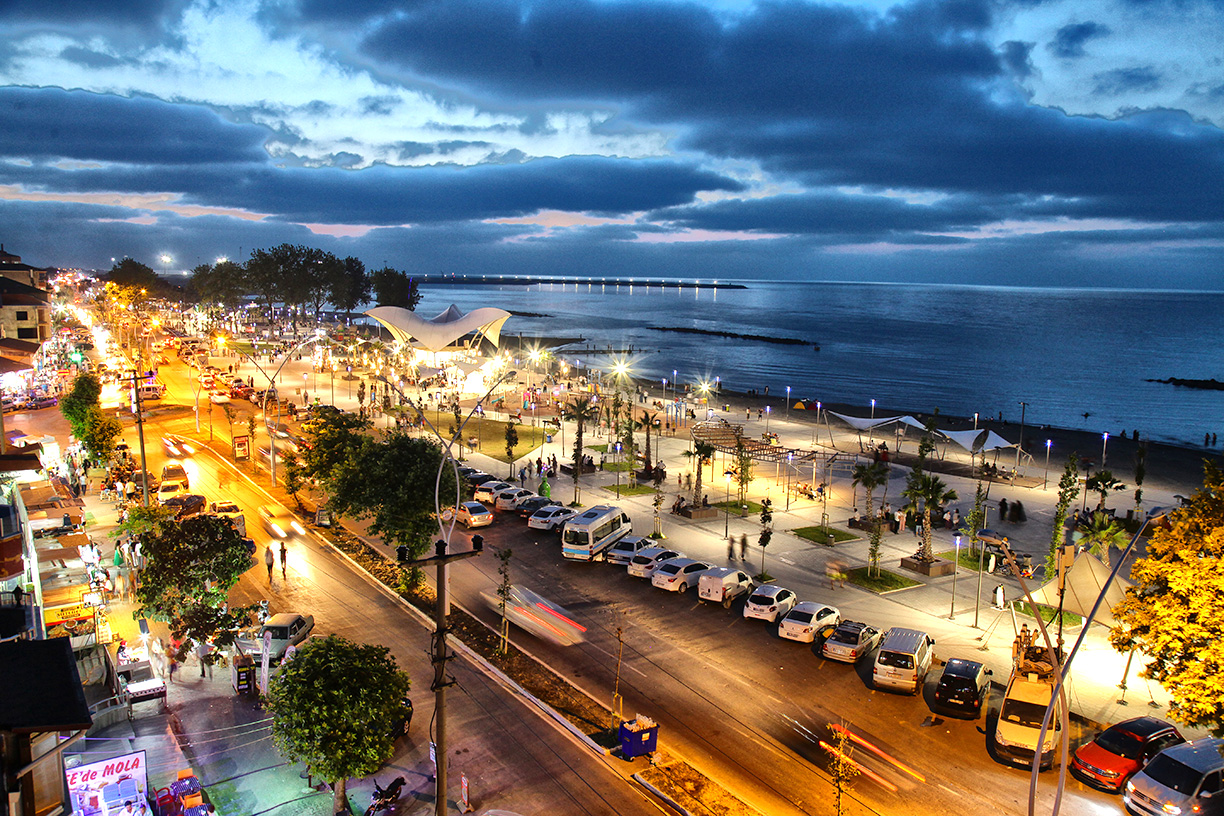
left=66, top=750, right=150, bottom=816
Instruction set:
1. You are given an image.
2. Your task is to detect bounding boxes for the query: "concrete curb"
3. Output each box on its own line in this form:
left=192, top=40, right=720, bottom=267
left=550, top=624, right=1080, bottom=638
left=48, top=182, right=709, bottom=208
left=631, top=773, right=693, bottom=816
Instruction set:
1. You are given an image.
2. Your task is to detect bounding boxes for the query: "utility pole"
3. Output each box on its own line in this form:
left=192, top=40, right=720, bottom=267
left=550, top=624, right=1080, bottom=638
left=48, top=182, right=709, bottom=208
left=121, top=367, right=152, bottom=506
left=398, top=535, right=484, bottom=816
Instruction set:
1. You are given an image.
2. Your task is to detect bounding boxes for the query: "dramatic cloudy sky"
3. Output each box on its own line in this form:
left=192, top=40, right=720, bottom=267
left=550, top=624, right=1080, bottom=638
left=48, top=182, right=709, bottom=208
left=2, top=0, right=1222, bottom=288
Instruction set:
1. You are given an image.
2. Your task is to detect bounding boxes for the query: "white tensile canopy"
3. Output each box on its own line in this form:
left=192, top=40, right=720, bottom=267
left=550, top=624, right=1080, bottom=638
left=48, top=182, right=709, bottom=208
left=942, top=428, right=1016, bottom=453
left=828, top=412, right=927, bottom=432
left=365, top=304, right=511, bottom=352
left=1030, top=552, right=1132, bottom=627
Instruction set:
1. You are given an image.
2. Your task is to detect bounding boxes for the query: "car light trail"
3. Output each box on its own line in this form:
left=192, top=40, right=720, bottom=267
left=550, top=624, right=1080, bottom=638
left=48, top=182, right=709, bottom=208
left=829, top=723, right=926, bottom=783
left=818, top=739, right=897, bottom=792
left=535, top=602, right=588, bottom=632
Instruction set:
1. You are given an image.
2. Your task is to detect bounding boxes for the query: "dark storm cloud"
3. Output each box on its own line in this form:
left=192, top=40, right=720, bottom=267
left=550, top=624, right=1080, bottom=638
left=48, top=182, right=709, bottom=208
left=999, top=41, right=1035, bottom=79
left=1048, top=21, right=1111, bottom=58
left=1093, top=66, right=1163, bottom=95
left=0, top=87, right=271, bottom=165
left=0, top=154, right=741, bottom=225
left=58, top=46, right=125, bottom=69
left=0, top=0, right=184, bottom=26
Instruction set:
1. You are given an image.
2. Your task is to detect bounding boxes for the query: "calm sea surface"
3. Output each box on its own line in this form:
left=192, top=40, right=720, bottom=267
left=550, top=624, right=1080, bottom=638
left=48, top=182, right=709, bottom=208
left=396, top=281, right=1224, bottom=448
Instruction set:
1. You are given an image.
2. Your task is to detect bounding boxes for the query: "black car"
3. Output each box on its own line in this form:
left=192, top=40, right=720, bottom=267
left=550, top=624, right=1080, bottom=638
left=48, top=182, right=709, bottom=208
left=517, top=496, right=560, bottom=518
left=163, top=493, right=207, bottom=519
left=464, top=472, right=498, bottom=488
left=933, top=658, right=992, bottom=717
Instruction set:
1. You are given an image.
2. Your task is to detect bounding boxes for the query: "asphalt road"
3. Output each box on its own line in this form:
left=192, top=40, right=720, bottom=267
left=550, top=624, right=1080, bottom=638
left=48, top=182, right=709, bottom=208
left=443, top=507, right=1124, bottom=816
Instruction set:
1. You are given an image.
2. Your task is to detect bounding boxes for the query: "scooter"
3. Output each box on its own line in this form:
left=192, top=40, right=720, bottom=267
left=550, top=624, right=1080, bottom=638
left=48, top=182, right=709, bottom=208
left=362, top=776, right=406, bottom=816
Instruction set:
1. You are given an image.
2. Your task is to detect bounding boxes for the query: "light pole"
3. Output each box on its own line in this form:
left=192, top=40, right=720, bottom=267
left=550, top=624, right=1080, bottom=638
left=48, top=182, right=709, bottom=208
left=662, top=377, right=668, bottom=403
left=1101, top=432, right=1109, bottom=469
left=1044, top=439, right=1052, bottom=489
left=974, top=412, right=979, bottom=430
left=949, top=532, right=962, bottom=619
left=1017, top=401, right=1028, bottom=471
left=672, top=369, right=677, bottom=402
left=614, top=442, right=623, bottom=498
left=785, top=385, right=791, bottom=421
left=765, top=405, right=771, bottom=434
left=724, top=471, right=733, bottom=539
left=869, top=398, right=876, bottom=442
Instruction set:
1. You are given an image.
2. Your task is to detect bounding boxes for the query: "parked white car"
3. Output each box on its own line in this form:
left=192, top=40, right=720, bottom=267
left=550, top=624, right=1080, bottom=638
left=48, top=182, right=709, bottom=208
left=742, top=585, right=799, bottom=623
left=822, top=621, right=883, bottom=663
left=456, top=501, right=494, bottom=528
left=605, top=535, right=651, bottom=566
left=651, top=558, right=713, bottom=593
left=627, top=547, right=682, bottom=578
left=527, top=505, right=577, bottom=531
left=494, top=488, right=536, bottom=511
left=778, top=602, right=841, bottom=642
left=473, top=481, right=514, bottom=503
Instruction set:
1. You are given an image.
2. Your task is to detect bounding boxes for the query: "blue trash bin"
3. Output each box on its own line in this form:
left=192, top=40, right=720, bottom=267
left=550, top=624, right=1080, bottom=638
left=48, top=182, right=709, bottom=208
left=546, top=434, right=553, bottom=443
left=618, top=719, right=659, bottom=759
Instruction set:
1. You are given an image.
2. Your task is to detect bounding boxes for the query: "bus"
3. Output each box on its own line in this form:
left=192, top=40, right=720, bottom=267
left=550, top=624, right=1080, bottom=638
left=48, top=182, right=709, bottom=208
left=561, top=505, right=632, bottom=561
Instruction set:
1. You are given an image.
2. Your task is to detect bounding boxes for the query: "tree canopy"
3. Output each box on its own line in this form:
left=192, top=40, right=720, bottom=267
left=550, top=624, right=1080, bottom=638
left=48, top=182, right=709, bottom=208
left=1111, top=462, right=1224, bottom=735
left=370, top=266, right=421, bottom=310
left=297, top=408, right=371, bottom=484
left=123, top=508, right=256, bottom=656
left=265, top=634, right=411, bottom=813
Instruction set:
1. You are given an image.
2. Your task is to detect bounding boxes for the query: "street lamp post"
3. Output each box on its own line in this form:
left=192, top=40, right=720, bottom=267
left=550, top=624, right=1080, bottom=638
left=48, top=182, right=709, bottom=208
left=869, top=398, right=876, bottom=442
left=765, top=405, right=771, bottom=434
left=724, top=470, right=733, bottom=539
left=974, top=412, right=979, bottom=430
left=614, top=442, right=623, bottom=498
left=1102, top=432, right=1109, bottom=469
left=949, top=532, right=962, bottom=619
left=785, top=385, right=791, bottom=421
left=1044, top=439, right=1052, bottom=489
left=1017, top=401, right=1028, bottom=471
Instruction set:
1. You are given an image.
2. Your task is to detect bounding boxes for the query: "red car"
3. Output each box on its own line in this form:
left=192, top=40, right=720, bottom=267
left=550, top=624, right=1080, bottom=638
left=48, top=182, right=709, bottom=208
left=1070, top=716, right=1184, bottom=792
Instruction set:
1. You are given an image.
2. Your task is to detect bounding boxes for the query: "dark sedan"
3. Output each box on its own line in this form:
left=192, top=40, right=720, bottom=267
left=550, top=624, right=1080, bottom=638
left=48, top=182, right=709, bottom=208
left=933, top=658, right=992, bottom=717
left=517, top=495, right=560, bottom=518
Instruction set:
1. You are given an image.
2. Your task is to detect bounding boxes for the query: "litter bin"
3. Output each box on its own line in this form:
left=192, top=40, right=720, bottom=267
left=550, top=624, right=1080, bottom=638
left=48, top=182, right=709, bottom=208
left=546, top=434, right=553, bottom=443
left=618, top=715, right=659, bottom=759
left=232, top=654, right=255, bottom=695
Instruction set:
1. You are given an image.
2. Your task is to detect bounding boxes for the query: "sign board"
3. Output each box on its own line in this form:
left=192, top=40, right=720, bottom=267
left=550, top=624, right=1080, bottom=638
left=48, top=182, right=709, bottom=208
left=65, top=749, right=149, bottom=815
left=461, top=773, right=471, bottom=811
left=44, top=604, right=91, bottom=625
left=233, top=434, right=250, bottom=461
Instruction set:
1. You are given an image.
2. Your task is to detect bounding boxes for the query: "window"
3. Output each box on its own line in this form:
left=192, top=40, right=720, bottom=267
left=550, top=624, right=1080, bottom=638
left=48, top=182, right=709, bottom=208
left=16, top=327, right=36, bottom=339
left=14, top=310, right=27, bottom=321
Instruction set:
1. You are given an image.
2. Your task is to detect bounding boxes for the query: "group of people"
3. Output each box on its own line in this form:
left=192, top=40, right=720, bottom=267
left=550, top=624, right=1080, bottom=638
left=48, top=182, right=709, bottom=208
left=671, top=494, right=709, bottom=514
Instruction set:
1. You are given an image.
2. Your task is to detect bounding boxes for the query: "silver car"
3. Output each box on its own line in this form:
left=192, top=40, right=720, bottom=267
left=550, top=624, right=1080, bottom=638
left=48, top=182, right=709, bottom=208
left=627, top=547, right=682, bottom=578
left=651, top=558, right=713, bottom=593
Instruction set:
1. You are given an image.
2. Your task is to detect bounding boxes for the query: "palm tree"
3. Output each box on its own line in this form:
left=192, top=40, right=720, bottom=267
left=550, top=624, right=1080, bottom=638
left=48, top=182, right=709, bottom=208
left=636, top=411, right=659, bottom=473
left=562, top=395, right=596, bottom=505
left=684, top=441, right=716, bottom=506
left=851, top=461, right=890, bottom=518
left=1076, top=511, right=1128, bottom=568
left=1086, top=470, right=1126, bottom=511
left=902, top=472, right=958, bottom=561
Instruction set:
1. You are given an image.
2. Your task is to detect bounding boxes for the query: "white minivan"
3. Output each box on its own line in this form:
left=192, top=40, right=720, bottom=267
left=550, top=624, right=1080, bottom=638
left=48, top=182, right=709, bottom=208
left=697, top=568, right=754, bottom=607
left=561, top=505, right=632, bottom=561
left=872, top=628, right=935, bottom=694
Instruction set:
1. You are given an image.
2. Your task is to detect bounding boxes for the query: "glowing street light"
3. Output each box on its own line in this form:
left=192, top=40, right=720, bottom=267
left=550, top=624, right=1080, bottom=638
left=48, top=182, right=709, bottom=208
left=1044, top=439, right=1052, bottom=489
left=869, top=398, right=877, bottom=442
left=785, top=385, right=791, bottom=421
left=1102, top=432, right=1110, bottom=469
left=724, top=470, right=733, bottom=539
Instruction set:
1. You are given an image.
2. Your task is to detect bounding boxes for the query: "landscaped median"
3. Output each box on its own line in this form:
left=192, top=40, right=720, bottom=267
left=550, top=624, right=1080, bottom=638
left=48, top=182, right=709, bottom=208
left=321, top=524, right=762, bottom=816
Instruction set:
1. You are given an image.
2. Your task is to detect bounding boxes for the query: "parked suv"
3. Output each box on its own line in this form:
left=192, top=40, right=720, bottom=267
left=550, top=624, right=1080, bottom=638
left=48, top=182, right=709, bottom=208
left=1125, top=737, right=1224, bottom=816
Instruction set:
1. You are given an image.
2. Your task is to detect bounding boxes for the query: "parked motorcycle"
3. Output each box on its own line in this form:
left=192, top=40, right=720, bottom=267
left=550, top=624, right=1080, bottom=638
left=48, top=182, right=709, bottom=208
left=363, top=776, right=406, bottom=816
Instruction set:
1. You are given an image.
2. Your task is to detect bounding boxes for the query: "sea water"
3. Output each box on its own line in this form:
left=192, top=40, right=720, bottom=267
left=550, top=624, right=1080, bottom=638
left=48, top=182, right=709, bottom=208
left=398, top=280, right=1224, bottom=449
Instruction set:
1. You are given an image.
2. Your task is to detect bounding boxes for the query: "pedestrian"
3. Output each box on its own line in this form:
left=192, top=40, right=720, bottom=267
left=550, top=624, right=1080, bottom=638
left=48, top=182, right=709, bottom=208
left=1208, top=432, right=1212, bottom=447
left=196, top=640, right=212, bottom=679
left=167, top=652, right=177, bottom=684
left=943, top=509, right=952, bottom=529
left=999, top=498, right=1009, bottom=523
left=1215, top=433, right=1219, bottom=446
left=727, top=537, right=735, bottom=560
left=826, top=561, right=839, bottom=589
left=893, top=508, right=904, bottom=535
left=265, top=545, right=275, bottom=582
left=678, top=472, right=683, bottom=488
left=739, top=533, right=748, bottom=560
left=915, top=520, right=923, bottom=540
left=279, top=541, right=288, bottom=579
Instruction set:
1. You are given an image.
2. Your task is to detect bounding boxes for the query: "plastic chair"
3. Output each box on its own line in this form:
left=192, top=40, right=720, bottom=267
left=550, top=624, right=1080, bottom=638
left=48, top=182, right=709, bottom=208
left=153, top=788, right=176, bottom=816
left=181, top=793, right=203, bottom=809
left=118, top=778, right=138, bottom=800
left=176, top=769, right=195, bottom=780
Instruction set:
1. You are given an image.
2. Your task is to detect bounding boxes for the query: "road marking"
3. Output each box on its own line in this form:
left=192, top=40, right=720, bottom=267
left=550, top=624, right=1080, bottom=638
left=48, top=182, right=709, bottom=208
left=778, top=557, right=795, bottom=565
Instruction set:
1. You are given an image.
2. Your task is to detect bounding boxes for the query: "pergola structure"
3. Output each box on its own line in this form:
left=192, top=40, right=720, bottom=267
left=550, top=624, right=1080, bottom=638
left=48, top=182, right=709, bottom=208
left=690, top=418, right=851, bottom=470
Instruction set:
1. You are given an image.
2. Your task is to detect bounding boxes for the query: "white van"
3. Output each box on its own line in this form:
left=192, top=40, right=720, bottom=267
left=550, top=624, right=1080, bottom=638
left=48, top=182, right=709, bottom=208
left=872, top=628, right=935, bottom=694
left=561, top=505, right=632, bottom=561
left=1125, top=738, right=1224, bottom=816
left=136, top=383, right=165, bottom=401
left=698, top=568, right=754, bottom=607
left=993, top=672, right=1062, bottom=770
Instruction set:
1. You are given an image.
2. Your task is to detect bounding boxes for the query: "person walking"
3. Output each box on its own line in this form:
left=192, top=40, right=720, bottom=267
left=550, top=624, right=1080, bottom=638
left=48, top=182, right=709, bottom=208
left=279, top=541, right=288, bottom=579
left=738, top=533, right=748, bottom=560
left=999, top=498, right=1009, bottom=523
left=727, top=537, right=735, bottom=560
left=196, top=640, right=212, bottom=680
left=265, top=545, right=275, bottom=582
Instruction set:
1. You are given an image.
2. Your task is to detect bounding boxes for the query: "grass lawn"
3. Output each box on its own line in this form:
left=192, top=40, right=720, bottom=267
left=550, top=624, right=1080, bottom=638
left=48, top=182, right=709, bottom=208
left=602, top=460, right=634, bottom=472
left=604, top=484, right=657, bottom=497
left=422, top=410, right=546, bottom=463
left=712, top=499, right=767, bottom=516
left=792, top=525, right=859, bottom=544
left=847, top=566, right=921, bottom=592
left=1013, top=601, right=1083, bottom=628
left=937, top=548, right=987, bottom=571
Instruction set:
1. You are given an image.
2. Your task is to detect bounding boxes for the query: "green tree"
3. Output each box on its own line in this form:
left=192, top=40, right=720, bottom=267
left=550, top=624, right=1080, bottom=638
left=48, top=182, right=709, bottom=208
left=265, top=635, right=411, bottom=814
left=1045, top=456, right=1080, bottom=576
left=757, top=498, right=774, bottom=579
left=1076, top=511, right=1128, bottom=568
left=1111, top=463, right=1224, bottom=735
left=562, top=395, right=596, bottom=505
left=495, top=548, right=513, bottom=655
left=298, top=409, right=372, bottom=483
left=282, top=450, right=305, bottom=510
left=635, top=411, right=658, bottom=473
left=104, top=258, right=161, bottom=290
left=60, top=372, right=103, bottom=439
left=902, top=472, right=958, bottom=561
left=329, top=256, right=372, bottom=318
left=326, top=432, right=456, bottom=559
left=504, top=421, right=519, bottom=479
left=370, top=266, right=421, bottom=310
left=850, top=461, right=889, bottom=518
left=735, top=439, right=754, bottom=515
left=123, top=510, right=256, bottom=656
left=685, top=440, right=716, bottom=506
left=244, top=246, right=288, bottom=320
left=1086, top=469, right=1126, bottom=511
left=189, top=260, right=248, bottom=315
left=80, top=406, right=122, bottom=463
